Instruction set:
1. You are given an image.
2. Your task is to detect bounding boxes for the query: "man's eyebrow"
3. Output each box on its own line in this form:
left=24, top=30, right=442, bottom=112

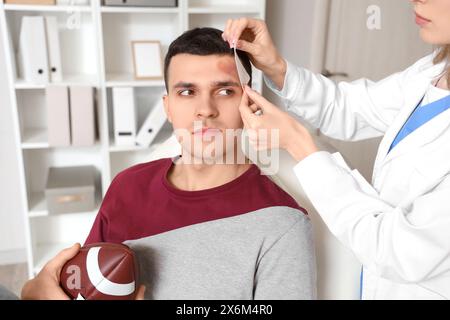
left=212, top=81, right=241, bottom=88
left=172, top=81, right=241, bottom=89
left=173, top=82, right=196, bottom=89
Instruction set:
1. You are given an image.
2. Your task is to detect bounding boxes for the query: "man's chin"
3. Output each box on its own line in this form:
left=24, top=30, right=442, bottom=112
left=181, top=151, right=227, bottom=165
left=179, top=146, right=246, bottom=165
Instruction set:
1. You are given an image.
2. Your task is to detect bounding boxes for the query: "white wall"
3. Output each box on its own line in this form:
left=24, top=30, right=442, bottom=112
left=0, top=27, right=27, bottom=265
left=266, top=0, right=316, bottom=68
left=265, top=0, right=328, bottom=101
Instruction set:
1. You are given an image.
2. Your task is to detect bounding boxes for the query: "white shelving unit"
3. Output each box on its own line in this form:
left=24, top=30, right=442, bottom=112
left=0, top=0, right=266, bottom=277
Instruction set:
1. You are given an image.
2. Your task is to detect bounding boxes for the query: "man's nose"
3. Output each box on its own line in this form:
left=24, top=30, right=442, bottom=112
left=195, top=96, right=219, bottom=119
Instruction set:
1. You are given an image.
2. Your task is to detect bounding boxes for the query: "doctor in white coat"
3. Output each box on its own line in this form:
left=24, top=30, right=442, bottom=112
left=222, top=0, right=450, bottom=299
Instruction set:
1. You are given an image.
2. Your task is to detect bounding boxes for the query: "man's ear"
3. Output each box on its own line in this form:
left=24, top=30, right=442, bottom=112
left=163, top=95, right=172, bottom=124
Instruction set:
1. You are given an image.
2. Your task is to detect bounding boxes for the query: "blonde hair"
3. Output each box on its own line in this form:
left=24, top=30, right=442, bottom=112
left=433, top=45, right=450, bottom=89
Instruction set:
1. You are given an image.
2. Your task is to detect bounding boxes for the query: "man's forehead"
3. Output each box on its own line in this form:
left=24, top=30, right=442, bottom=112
left=168, top=54, right=239, bottom=83
left=171, top=53, right=235, bottom=64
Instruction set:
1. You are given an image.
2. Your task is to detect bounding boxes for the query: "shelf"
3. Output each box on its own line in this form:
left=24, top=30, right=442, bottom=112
left=109, top=128, right=172, bottom=153
left=15, top=74, right=98, bottom=90
left=105, top=73, right=165, bottom=88
left=109, top=122, right=173, bottom=153
left=28, top=191, right=101, bottom=218
left=3, top=4, right=92, bottom=12
left=21, top=128, right=49, bottom=149
left=188, top=6, right=261, bottom=14
left=101, top=6, right=179, bottom=14
left=109, top=142, right=148, bottom=153
left=29, top=192, right=48, bottom=218
left=21, top=131, right=102, bottom=150
left=15, top=80, right=47, bottom=90
left=108, top=140, right=165, bottom=153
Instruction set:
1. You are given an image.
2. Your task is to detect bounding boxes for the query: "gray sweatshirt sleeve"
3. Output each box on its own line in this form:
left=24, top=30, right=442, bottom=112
left=253, top=215, right=317, bottom=300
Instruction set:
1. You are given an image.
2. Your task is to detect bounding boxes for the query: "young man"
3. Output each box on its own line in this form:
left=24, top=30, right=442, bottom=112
left=23, top=28, right=316, bottom=300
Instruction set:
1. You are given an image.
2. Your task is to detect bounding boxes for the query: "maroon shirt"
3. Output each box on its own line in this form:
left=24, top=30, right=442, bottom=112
left=85, top=158, right=306, bottom=245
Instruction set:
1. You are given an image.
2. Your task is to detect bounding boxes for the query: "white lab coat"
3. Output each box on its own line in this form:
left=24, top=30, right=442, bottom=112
left=265, top=52, right=450, bottom=299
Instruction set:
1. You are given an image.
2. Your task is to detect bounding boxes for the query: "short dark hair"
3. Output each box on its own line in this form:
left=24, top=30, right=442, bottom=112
left=164, top=27, right=252, bottom=91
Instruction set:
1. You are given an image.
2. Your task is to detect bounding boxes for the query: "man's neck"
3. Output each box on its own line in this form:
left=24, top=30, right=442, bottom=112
left=167, top=159, right=253, bottom=192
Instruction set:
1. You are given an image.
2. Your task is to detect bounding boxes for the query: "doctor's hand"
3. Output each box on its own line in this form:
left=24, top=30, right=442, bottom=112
left=240, top=86, right=319, bottom=162
left=222, top=18, right=287, bottom=90
left=20, top=243, right=147, bottom=300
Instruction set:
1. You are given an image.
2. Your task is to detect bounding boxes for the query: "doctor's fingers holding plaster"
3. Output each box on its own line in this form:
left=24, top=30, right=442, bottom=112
left=228, top=9, right=450, bottom=300
left=222, top=18, right=287, bottom=90
left=239, top=87, right=318, bottom=161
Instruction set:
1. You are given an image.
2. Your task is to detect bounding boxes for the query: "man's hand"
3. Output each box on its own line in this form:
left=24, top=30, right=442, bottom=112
left=21, top=243, right=81, bottom=300
left=135, top=285, right=146, bottom=300
left=21, top=243, right=146, bottom=300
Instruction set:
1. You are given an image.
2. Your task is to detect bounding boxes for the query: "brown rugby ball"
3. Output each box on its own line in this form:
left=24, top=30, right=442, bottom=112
left=60, top=243, right=139, bottom=300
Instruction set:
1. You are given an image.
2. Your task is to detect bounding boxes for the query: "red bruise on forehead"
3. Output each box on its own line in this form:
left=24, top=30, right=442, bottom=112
left=217, top=58, right=239, bottom=77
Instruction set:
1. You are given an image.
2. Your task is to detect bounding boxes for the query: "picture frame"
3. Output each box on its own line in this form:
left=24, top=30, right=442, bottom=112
left=131, top=40, right=164, bottom=80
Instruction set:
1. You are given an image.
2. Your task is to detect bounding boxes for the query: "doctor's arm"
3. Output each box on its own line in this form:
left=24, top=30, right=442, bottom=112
left=264, top=61, right=410, bottom=141
left=294, top=151, right=450, bottom=283
left=240, top=89, right=450, bottom=284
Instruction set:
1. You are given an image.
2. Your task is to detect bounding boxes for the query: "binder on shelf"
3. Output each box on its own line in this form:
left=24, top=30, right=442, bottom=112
left=70, top=86, right=96, bottom=147
left=18, top=16, right=49, bottom=84
left=136, top=99, right=167, bottom=147
left=112, top=87, right=137, bottom=146
left=46, top=86, right=71, bottom=147
left=44, top=16, right=63, bottom=83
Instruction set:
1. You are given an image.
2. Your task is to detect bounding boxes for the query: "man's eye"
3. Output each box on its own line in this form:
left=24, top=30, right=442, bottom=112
left=218, top=89, right=234, bottom=96
left=179, top=89, right=194, bottom=96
